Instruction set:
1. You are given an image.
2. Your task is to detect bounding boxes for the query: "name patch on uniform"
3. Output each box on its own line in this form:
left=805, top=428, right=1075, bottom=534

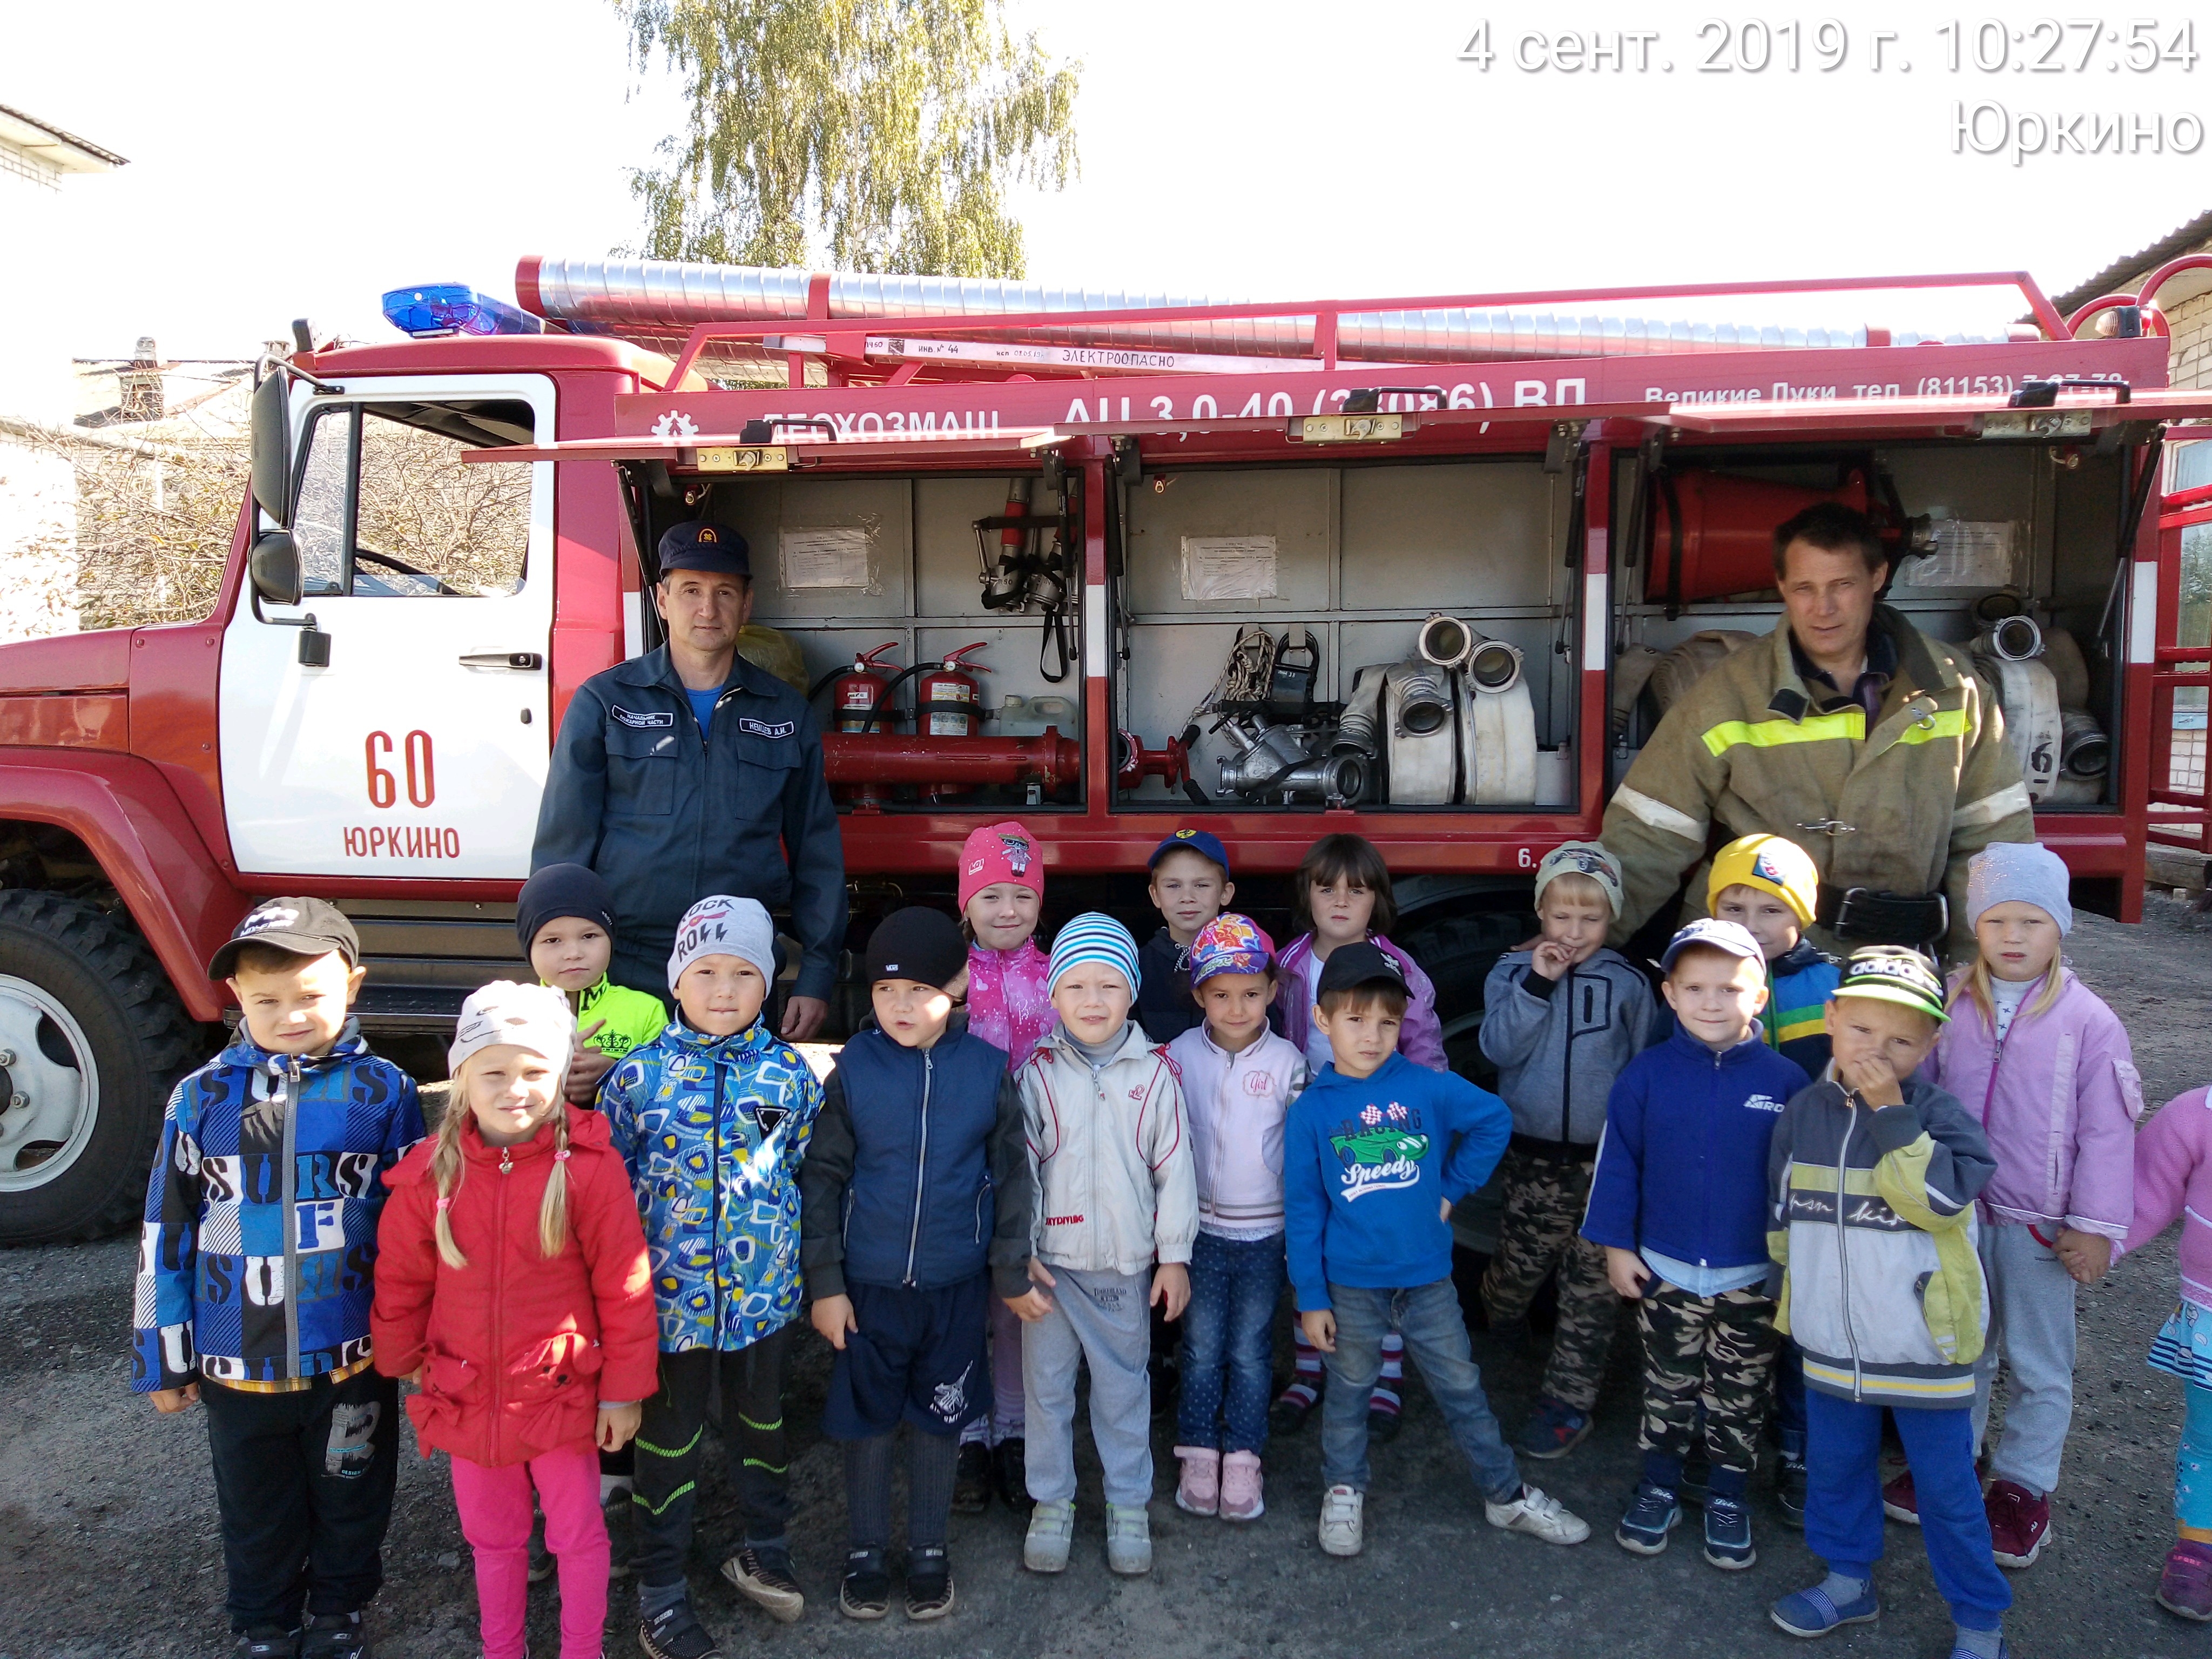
left=611, top=705, right=676, bottom=730
left=737, top=717, right=795, bottom=739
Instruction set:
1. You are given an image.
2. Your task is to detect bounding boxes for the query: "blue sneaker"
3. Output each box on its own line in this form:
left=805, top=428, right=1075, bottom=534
left=1702, top=1494, right=1755, bottom=1570
left=1518, top=1395, right=1593, bottom=1460
left=1614, top=1480, right=1681, bottom=1555
left=1770, top=1580, right=1881, bottom=1637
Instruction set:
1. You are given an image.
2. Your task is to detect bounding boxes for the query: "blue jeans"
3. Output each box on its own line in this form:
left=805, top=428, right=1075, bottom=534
left=1176, top=1231, right=1285, bottom=1455
left=1321, top=1279, right=1521, bottom=1501
left=1804, top=1388, right=2011, bottom=1630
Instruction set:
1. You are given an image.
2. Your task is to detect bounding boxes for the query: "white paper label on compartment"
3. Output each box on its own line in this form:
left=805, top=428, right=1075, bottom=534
left=1179, top=535, right=1279, bottom=602
left=1903, top=522, right=2019, bottom=590
left=780, top=526, right=872, bottom=589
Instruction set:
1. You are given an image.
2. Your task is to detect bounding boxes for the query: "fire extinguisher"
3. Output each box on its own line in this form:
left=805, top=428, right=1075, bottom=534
left=919, top=643, right=990, bottom=801
left=832, top=643, right=900, bottom=734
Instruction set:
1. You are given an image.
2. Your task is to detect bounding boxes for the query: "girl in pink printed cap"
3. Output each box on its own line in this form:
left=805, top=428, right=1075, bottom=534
left=953, top=820, right=1053, bottom=1515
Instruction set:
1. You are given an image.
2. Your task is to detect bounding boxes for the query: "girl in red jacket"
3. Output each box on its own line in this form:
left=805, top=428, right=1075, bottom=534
left=375, top=982, right=658, bottom=1659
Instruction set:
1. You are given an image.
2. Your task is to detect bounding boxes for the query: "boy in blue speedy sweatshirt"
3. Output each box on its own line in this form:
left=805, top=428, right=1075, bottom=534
left=1285, top=942, right=1590, bottom=1559
left=1582, top=919, right=1809, bottom=1573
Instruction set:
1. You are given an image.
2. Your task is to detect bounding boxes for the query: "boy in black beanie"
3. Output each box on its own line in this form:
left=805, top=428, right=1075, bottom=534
left=517, top=862, right=668, bottom=1104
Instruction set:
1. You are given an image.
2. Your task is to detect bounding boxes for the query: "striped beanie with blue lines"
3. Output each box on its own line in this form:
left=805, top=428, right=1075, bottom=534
left=1046, top=912, right=1141, bottom=995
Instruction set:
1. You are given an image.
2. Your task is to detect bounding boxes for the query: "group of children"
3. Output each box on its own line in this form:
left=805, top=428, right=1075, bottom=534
left=127, top=813, right=2212, bottom=1659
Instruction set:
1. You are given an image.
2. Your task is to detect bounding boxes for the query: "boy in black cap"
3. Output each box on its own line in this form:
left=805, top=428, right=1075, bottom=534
left=799, top=908, right=1034, bottom=1622
left=517, top=862, right=668, bottom=1104
left=132, top=899, right=425, bottom=1659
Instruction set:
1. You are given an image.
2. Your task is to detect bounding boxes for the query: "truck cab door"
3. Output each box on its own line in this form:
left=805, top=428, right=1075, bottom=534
left=220, top=374, right=555, bottom=878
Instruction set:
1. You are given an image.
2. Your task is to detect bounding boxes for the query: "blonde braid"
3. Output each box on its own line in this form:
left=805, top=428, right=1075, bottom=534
left=538, top=1103, right=573, bottom=1259
left=430, top=1100, right=471, bottom=1270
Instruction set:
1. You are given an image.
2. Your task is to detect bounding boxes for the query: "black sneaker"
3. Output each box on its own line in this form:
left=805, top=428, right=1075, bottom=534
left=638, top=1600, right=720, bottom=1659
left=606, top=1490, right=636, bottom=1579
left=953, top=1440, right=993, bottom=1514
left=994, top=1438, right=1032, bottom=1514
left=528, top=1509, right=556, bottom=1583
left=1702, top=1494, right=1756, bottom=1570
left=721, top=1542, right=805, bottom=1624
left=300, top=1612, right=368, bottom=1659
left=1615, top=1480, right=1681, bottom=1556
left=905, top=1546, right=955, bottom=1622
left=1148, top=1352, right=1178, bottom=1416
left=839, top=1550, right=891, bottom=1621
left=231, top=1629, right=300, bottom=1659
left=1269, top=1388, right=1317, bottom=1435
left=1367, top=1406, right=1403, bottom=1445
left=1775, top=1451, right=1808, bottom=1529
left=1678, top=1451, right=1711, bottom=1508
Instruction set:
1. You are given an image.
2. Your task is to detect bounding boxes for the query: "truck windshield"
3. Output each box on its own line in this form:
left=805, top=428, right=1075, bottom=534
left=291, top=399, right=534, bottom=598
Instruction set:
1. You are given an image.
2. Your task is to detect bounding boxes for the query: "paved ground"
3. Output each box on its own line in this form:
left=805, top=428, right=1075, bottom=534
left=6, top=895, right=2212, bottom=1658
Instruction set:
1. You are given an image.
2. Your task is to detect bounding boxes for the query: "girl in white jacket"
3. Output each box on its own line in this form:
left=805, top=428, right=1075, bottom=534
left=1015, top=913, right=1198, bottom=1580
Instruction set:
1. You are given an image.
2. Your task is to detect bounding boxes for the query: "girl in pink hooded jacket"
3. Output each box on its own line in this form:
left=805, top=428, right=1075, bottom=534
left=1908, top=843, right=2141, bottom=1573
left=953, top=820, right=1054, bottom=1513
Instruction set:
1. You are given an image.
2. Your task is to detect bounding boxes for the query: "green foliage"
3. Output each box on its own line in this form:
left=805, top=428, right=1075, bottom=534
left=615, top=0, right=1080, bottom=279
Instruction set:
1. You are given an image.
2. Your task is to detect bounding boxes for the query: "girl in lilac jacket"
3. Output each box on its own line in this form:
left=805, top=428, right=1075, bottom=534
left=1916, top=843, right=2142, bottom=1571
left=2123, top=1088, right=2212, bottom=1621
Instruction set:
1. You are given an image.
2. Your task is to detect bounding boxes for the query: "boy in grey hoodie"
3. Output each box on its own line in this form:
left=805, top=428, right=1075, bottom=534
left=1478, top=841, right=1655, bottom=1459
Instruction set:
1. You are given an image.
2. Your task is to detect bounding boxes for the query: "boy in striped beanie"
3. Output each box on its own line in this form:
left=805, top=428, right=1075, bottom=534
left=1014, top=913, right=1198, bottom=1580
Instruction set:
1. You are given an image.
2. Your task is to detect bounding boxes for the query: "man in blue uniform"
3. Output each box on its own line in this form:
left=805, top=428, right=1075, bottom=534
left=534, top=521, right=846, bottom=1040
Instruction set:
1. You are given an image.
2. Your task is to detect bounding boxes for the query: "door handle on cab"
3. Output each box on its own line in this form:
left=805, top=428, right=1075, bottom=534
left=458, top=652, right=545, bottom=670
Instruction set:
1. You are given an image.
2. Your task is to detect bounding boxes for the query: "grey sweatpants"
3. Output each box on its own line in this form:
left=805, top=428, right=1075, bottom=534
left=1971, top=1220, right=2079, bottom=1496
left=1022, top=1265, right=1154, bottom=1508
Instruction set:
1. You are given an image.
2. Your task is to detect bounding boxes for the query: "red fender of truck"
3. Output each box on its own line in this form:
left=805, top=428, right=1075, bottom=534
left=0, top=749, right=246, bottom=1023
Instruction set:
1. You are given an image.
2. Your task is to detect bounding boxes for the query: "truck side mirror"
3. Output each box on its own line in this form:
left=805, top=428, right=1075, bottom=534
left=249, top=531, right=302, bottom=608
left=251, top=372, right=291, bottom=528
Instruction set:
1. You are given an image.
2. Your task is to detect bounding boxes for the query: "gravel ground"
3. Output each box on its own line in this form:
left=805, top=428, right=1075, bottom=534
left=5, top=896, right=2211, bottom=1659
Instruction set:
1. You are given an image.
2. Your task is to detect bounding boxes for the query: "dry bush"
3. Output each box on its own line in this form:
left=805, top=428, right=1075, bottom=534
left=61, top=435, right=246, bottom=632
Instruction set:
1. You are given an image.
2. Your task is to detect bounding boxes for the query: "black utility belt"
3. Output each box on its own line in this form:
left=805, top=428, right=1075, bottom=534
left=1814, top=885, right=1947, bottom=947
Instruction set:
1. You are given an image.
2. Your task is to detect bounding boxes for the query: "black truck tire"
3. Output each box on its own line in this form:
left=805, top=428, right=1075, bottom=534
left=0, top=891, right=200, bottom=1246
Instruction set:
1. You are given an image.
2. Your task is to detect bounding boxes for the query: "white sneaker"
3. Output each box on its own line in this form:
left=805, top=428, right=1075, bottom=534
left=1485, top=1483, right=1591, bottom=1546
left=1318, top=1484, right=1365, bottom=1556
left=1024, top=1499, right=1075, bottom=1573
left=1105, top=1502, right=1152, bottom=1575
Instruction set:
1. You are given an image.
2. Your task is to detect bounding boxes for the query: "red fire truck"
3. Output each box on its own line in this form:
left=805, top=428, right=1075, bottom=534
left=1, top=257, right=2208, bottom=1244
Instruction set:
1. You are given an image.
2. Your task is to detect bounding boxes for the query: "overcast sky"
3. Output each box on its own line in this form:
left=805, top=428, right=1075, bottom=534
left=9, top=1, right=2211, bottom=359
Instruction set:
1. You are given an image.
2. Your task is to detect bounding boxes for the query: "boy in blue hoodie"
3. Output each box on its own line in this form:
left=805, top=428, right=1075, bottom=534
left=1582, top=919, right=1809, bottom=1573
left=1284, top=942, right=1590, bottom=1560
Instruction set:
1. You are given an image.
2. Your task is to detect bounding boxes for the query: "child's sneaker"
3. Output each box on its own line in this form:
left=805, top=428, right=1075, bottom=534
left=639, top=1601, right=721, bottom=1659
left=1770, top=1579, right=1880, bottom=1637
left=1985, top=1479, right=2050, bottom=1568
left=1367, top=1402, right=1404, bottom=1445
left=1270, top=1381, right=1318, bottom=1435
left=528, top=1510, right=555, bottom=1583
left=1023, top=1499, right=1075, bottom=1573
left=299, top=1612, right=368, bottom=1659
left=1615, top=1480, right=1681, bottom=1555
left=2157, top=1540, right=2212, bottom=1621
left=231, top=1629, right=300, bottom=1659
left=994, top=1438, right=1031, bottom=1514
left=1318, top=1485, right=1365, bottom=1556
left=721, top=1541, right=804, bottom=1623
left=1517, top=1395, right=1593, bottom=1460
left=1219, top=1451, right=1265, bottom=1521
left=1174, top=1446, right=1221, bottom=1516
left=1105, top=1503, right=1152, bottom=1575
left=838, top=1549, right=891, bottom=1621
left=904, top=1545, right=955, bottom=1621
left=1881, top=1467, right=1920, bottom=1523
left=1702, top=1494, right=1756, bottom=1570
left=1775, top=1449, right=1808, bottom=1528
left=953, top=1441, right=994, bottom=1515
left=1485, top=1484, right=1591, bottom=1545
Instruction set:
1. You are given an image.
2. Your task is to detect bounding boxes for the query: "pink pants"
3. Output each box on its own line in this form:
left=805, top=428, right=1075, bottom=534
left=449, top=1440, right=607, bottom=1659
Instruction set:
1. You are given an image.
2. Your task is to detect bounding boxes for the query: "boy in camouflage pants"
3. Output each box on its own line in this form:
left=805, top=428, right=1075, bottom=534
left=1477, top=842, right=1654, bottom=1459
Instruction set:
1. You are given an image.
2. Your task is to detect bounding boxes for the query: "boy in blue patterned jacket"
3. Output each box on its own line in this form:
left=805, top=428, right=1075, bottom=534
left=132, top=898, right=424, bottom=1659
left=601, top=896, right=825, bottom=1659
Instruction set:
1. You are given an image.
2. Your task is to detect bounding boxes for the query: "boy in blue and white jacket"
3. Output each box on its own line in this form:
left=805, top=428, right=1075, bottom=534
left=1582, top=919, right=1809, bottom=1573
left=600, top=896, right=825, bottom=1648
left=1284, top=942, right=1589, bottom=1559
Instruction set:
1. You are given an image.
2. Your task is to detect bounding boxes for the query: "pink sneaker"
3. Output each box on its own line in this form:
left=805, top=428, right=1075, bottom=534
left=2159, top=1539, right=2212, bottom=1621
left=1219, top=1452, right=1265, bottom=1521
left=1174, top=1446, right=1220, bottom=1516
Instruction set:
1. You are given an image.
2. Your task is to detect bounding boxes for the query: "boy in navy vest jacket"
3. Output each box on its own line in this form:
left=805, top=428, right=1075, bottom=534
left=800, top=907, right=1033, bottom=1623
left=1582, top=919, right=1809, bottom=1573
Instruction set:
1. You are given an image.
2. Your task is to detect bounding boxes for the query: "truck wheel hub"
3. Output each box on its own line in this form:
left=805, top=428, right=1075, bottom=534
left=0, top=977, right=96, bottom=1190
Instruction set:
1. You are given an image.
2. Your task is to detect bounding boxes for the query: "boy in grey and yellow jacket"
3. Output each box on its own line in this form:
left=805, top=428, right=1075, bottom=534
left=1764, top=948, right=2009, bottom=1657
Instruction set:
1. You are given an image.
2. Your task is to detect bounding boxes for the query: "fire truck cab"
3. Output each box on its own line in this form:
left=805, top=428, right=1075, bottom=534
left=1, top=261, right=2207, bottom=1244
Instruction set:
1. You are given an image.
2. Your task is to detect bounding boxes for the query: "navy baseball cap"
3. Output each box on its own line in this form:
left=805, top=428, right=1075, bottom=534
left=1314, top=940, right=1406, bottom=1000
left=1148, top=827, right=1230, bottom=876
left=658, top=520, right=751, bottom=578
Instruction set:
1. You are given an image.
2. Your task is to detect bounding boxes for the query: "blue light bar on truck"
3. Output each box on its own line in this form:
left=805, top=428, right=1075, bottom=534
left=381, top=285, right=543, bottom=339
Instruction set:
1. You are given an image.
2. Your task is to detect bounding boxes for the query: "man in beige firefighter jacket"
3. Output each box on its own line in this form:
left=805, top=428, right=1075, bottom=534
left=1602, top=502, right=2034, bottom=963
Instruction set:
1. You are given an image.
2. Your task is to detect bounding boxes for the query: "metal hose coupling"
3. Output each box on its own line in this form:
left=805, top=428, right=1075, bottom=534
left=1973, top=616, right=2044, bottom=662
